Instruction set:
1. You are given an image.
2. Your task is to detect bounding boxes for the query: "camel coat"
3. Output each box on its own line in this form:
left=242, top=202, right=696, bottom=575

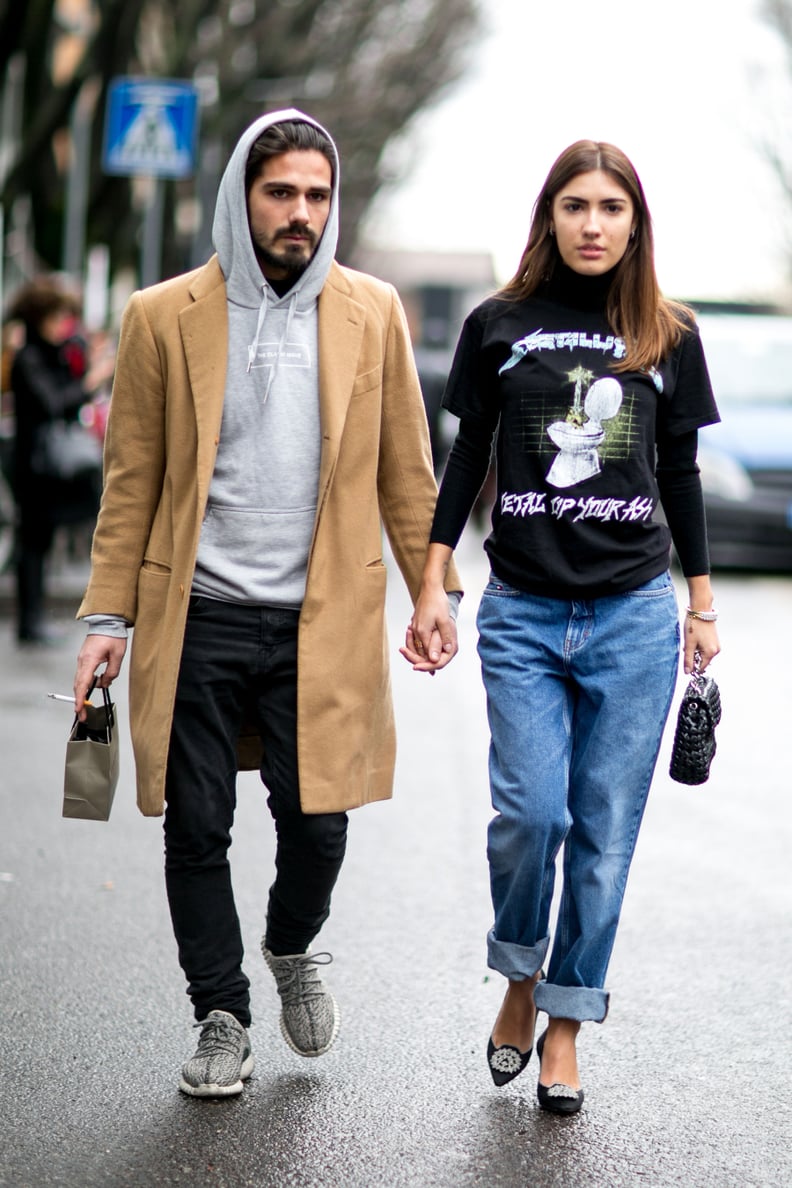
left=78, top=256, right=461, bottom=817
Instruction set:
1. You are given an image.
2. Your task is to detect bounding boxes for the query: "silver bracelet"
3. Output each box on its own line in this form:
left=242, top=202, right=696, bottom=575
left=686, top=607, right=718, bottom=622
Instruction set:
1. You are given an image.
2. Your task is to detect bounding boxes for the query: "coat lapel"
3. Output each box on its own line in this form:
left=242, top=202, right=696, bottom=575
left=177, top=259, right=365, bottom=515
left=317, top=264, right=366, bottom=502
left=180, top=259, right=228, bottom=508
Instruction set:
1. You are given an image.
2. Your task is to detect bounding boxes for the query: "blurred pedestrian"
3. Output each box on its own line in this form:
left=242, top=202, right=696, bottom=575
left=403, top=140, right=720, bottom=1114
left=7, top=276, right=114, bottom=645
left=72, top=110, right=461, bottom=1098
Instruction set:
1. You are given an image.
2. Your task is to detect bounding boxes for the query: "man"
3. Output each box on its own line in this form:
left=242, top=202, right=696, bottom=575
left=73, top=110, right=461, bottom=1097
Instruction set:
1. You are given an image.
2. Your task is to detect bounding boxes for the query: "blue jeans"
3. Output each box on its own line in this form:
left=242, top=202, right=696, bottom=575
left=476, top=571, right=680, bottom=1022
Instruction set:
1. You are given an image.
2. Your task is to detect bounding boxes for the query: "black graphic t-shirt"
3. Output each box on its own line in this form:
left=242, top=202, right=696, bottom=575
left=434, top=284, right=720, bottom=598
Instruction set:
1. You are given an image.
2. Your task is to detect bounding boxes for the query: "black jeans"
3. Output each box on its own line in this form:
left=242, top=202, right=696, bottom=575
left=163, top=597, right=348, bottom=1027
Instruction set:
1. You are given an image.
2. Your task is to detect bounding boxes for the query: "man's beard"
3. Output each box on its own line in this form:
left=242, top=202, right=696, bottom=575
left=253, top=225, right=317, bottom=281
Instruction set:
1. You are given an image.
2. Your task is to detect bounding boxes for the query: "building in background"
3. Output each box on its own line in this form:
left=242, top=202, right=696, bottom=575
left=355, top=248, right=497, bottom=468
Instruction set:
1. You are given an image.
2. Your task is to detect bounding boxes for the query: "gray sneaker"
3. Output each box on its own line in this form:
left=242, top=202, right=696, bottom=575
left=179, top=1009, right=255, bottom=1097
left=262, top=946, right=341, bottom=1057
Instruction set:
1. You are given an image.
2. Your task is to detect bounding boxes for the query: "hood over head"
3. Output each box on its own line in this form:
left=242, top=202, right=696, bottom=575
left=212, top=109, right=339, bottom=377
left=195, top=110, right=340, bottom=604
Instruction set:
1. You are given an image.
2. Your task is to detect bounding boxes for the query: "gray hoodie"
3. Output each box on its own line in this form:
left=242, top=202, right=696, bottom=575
left=191, top=108, right=339, bottom=607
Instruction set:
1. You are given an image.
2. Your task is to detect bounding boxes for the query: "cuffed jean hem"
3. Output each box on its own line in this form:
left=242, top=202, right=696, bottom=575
left=487, top=928, right=549, bottom=980
left=533, top=980, right=609, bottom=1023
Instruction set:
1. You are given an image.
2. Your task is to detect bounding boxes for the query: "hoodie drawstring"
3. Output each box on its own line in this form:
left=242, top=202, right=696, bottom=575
left=250, top=287, right=300, bottom=404
left=247, top=286, right=270, bottom=374
left=283, top=292, right=297, bottom=348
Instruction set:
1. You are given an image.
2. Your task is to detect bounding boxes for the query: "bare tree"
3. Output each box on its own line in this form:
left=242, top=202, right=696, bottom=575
left=761, top=2, right=792, bottom=232
left=1, top=0, right=480, bottom=285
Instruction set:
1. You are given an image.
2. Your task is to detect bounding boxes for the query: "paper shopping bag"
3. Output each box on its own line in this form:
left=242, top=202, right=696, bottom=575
left=62, top=686, right=119, bottom=821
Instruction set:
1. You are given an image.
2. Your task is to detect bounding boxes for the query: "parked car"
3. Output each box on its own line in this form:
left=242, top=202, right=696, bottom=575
left=695, top=312, right=792, bottom=571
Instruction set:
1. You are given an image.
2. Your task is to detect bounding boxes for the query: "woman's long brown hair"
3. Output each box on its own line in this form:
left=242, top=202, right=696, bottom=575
left=499, top=141, right=693, bottom=372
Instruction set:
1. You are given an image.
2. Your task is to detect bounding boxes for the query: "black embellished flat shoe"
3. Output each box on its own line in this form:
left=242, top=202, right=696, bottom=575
left=486, top=1035, right=533, bottom=1086
left=536, top=1080, right=584, bottom=1115
left=536, top=1030, right=584, bottom=1115
left=487, top=970, right=545, bottom=1087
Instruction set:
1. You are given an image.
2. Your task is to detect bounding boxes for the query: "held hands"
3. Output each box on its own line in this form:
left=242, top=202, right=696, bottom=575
left=399, top=587, right=458, bottom=676
left=73, top=634, right=127, bottom=721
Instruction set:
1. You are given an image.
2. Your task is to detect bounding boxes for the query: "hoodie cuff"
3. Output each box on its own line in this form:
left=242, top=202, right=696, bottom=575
left=82, top=614, right=130, bottom=639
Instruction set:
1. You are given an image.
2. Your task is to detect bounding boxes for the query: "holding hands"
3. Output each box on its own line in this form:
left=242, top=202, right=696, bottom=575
left=400, top=543, right=459, bottom=675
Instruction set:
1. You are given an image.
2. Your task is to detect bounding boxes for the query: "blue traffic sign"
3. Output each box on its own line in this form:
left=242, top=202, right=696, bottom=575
left=103, top=77, right=200, bottom=179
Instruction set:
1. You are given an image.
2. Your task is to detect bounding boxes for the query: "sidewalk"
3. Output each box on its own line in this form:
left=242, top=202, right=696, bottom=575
left=2, top=546, right=791, bottom=1187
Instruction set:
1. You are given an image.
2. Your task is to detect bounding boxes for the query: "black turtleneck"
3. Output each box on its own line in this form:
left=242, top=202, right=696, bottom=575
left=429, top=273, right=719, bottom=593
left=539, top=263, right=618, bottom=313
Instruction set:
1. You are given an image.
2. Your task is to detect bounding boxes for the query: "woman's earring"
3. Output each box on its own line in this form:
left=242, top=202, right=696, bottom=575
left=549, top=227, right=555, bottom=237
left=629, top=230, right=636, bottom=240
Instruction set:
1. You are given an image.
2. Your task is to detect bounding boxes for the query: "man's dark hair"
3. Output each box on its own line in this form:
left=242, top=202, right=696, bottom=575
left=245, top=120, right=335, bottom=194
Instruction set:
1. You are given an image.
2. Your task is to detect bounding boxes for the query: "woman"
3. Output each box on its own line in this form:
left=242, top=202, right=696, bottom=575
left=8, top=277, right=113, bottom=644
left=402, top=141, right=720, bottom=1115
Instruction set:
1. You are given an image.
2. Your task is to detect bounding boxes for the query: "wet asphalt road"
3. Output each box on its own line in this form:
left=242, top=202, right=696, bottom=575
left=0, top=528, right=790, bottom=1188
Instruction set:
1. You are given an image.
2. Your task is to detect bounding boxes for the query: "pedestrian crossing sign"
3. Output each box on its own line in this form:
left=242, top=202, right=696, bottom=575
left=103, top=77, right=200, bottom=179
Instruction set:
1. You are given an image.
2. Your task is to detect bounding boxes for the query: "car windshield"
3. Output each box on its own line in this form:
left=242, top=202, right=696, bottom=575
left=697, top=317, right=792, bottom=406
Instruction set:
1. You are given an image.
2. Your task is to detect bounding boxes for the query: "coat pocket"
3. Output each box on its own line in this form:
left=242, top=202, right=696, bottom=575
left=352, top=365, right=382, bottom=398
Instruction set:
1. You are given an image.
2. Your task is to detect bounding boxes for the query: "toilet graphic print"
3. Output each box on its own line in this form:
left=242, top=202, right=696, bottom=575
left=546, top=368, right=623, bottom=488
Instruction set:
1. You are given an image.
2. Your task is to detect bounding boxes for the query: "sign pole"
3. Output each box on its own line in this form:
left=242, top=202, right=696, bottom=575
left=140, top=178, right=166, bottom=289
left=63, top=78, right=101, bottom=282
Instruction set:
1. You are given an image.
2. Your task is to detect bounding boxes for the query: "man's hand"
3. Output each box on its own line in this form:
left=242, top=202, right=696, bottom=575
left=74, top=635, right=128, bottom=720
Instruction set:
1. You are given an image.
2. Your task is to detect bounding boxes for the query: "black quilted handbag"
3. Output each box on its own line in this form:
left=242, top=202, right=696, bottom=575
left=669, top=658, right=722, bottom=785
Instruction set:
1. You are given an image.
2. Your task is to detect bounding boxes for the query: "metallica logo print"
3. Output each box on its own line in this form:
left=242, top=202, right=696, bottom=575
left=494, top=323, right=664, bottom=521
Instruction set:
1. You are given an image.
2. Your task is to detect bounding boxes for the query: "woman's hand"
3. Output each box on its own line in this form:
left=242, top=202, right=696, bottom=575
left=683, top=575, right=721, bottom=674
left=683, top=619, right=719, bottom=674
left=400, top=594, right=458, bottom=674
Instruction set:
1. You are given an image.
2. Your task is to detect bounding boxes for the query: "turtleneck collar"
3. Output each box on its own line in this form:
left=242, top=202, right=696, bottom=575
left=540, top=263, right=617, bottom=313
